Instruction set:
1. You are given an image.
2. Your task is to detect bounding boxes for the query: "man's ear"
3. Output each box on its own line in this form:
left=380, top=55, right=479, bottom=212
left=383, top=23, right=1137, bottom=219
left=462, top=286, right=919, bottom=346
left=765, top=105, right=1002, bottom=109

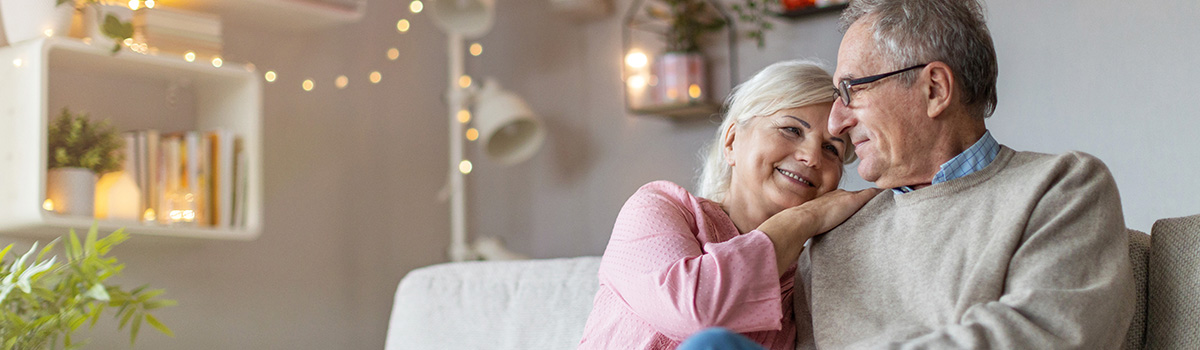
left=924, top=61, right=954, bottom=119
left=722, top=122, right=738, bottom=166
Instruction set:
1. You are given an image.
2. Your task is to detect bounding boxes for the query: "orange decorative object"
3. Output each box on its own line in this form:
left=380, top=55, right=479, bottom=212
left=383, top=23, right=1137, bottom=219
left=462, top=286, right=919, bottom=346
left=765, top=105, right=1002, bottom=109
left=782, top=0, right=816, bottom=12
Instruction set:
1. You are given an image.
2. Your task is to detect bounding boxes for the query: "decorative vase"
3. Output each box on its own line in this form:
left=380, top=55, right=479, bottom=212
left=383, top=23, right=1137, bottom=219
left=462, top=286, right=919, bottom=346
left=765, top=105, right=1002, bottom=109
left=46, top=167, right=97, bottom=217
left=656, top=52, right=707, bottom=106
left=0, top=0, right=78, bottom=45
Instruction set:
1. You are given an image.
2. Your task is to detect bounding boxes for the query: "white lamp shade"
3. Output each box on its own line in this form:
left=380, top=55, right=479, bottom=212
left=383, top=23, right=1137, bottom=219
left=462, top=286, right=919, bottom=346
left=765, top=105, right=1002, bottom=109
left=427, top=0, right=494, bottom=38
left=474, top=79, right=545, bottom=165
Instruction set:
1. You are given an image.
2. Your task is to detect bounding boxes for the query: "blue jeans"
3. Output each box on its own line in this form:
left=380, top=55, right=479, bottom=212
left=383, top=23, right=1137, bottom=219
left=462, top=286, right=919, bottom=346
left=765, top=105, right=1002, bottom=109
left=676, top=328, right=766, bottom=350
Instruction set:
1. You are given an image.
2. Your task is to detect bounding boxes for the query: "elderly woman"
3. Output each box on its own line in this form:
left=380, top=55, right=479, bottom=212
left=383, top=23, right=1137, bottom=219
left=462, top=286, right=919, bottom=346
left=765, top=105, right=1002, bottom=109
left=577, top=60, right=881, bottom=350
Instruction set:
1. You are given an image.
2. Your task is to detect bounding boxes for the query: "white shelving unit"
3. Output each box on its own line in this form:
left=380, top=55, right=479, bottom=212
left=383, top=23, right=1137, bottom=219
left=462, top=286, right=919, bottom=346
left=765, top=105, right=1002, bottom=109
left=0, top=37, right=262, bottom=241
left=154, top=0, right=367, bottom=32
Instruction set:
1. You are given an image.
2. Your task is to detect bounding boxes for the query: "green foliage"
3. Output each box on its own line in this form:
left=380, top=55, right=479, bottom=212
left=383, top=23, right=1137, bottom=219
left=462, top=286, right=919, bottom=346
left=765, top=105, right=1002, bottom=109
left=47, top=108, right=125, bottom=175
left=100, top=14, right=134, bottom=54
left=731, top=0, right=776, bottom=49
left=54, top=0, right=134, bottom=53
left=654, top=0, right=727, bottom=53
left=0, top=224, right=175, bottom=349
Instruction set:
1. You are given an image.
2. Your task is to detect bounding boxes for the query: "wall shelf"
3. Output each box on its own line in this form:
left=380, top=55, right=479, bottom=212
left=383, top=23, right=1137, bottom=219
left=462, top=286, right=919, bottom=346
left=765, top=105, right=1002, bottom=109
left=154, top=0, right=366, bottom=32
left=0, top=38, right=262, bottom=241
left=621, top=0, right=737, bottom=119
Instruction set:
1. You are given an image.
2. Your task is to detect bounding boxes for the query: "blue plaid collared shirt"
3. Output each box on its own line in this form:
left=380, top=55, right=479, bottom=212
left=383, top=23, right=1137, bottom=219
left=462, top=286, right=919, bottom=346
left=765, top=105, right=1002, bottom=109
left=893, top=131, right=999, bottom=194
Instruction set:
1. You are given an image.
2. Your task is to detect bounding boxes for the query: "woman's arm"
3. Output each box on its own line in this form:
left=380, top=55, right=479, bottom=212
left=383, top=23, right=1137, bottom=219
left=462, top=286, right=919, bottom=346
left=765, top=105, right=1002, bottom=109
left=599, top=182, right=785, bottom=340
left=757, top=188, right=882, bottom=276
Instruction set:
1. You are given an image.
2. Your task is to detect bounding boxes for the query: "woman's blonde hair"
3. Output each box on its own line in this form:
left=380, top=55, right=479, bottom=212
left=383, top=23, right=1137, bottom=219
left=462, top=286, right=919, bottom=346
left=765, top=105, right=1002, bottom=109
left=696, top=60, right=856, bottom=202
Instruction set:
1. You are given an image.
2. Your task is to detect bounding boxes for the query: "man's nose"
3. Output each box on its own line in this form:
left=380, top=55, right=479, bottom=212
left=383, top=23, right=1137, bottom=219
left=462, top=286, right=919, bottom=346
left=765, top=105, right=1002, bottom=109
left=828, top=102, right=855, bottom=136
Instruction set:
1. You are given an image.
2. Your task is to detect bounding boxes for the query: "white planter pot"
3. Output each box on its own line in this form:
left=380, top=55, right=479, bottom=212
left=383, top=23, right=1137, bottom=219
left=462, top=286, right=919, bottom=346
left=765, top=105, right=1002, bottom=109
left=46, top=167, right=97, bottom=217
left=0, top=0, right=78, bottom=46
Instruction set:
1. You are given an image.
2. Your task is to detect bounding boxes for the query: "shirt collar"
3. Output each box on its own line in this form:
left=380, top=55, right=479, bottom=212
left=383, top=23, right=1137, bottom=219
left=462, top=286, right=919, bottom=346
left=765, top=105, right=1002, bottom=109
left=892, top=131, right=999, bottom=194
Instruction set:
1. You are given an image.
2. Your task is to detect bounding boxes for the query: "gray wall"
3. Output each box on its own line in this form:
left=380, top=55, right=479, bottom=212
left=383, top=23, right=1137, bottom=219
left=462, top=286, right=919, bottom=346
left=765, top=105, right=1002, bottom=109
left=45, top=0, right=1199, bottom=348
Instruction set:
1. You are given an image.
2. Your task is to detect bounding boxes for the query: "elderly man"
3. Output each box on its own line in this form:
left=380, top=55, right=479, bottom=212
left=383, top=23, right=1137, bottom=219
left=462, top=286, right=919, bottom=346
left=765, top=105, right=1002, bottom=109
left=678, top=0, right=1135, bottom=349
left=795, top=0, right=1135, bottom=348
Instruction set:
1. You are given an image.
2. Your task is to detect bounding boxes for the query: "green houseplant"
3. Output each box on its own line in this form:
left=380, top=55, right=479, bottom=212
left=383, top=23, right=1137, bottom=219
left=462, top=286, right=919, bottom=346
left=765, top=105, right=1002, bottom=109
left=54, top=0, right=135, bottom=53
left=0, top=224, right=175, bottom=349
left=46, top=108, right=125, bottom=216
left=48, top=108, right=124, bottom=175
left=654, top=0, right=727, bottom=53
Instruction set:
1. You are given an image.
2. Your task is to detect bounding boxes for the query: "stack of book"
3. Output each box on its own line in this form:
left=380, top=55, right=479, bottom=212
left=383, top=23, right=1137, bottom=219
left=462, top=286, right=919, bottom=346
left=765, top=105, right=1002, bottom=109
left=122, top=129, right=248, bottom=229
left=133, top=7, right=222, bottom=59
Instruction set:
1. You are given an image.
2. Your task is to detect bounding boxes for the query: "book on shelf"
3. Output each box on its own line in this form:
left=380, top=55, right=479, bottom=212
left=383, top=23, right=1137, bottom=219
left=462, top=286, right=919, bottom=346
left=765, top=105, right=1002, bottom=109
left=118, top=128, right=245, bottom=229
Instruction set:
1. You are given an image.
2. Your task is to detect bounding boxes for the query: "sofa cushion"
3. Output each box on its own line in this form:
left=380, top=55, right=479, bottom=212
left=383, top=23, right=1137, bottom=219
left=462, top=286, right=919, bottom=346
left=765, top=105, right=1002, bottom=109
left=1146, top=214, right=1200, bottom=349
left=1124, top=229, right=1149, bottom=350
left=385, top=256, right=601, bottom=350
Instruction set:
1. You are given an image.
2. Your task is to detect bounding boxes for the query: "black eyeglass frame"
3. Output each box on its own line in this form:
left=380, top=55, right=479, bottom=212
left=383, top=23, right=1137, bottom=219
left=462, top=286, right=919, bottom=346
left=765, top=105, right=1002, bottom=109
left=833, top=63, right=929, bottom=107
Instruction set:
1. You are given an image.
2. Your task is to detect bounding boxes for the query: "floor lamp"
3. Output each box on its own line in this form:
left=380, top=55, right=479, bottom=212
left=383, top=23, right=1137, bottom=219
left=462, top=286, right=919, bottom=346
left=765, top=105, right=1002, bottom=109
left=428, top=0, right=546, bottom=262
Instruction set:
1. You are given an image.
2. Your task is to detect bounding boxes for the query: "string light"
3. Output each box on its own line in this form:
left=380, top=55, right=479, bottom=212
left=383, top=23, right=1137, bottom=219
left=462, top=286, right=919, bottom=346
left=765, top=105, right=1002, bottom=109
left=409, top=1, right=423, bottom=13
left=265, top=71, right=277, bottom=82
left=457, top=109, right=471, bottom=123
left=370, top=71, right=382, bottom=83
left=625, top=51, right=648, bottom=68
left=129, top=0, right=139, bottom=10
left=143, top=208, right=156, bottom=222
left=458, top=75, right=472, bottom=88
left=469, top=43, right=483, bottom=56
left=123, top=38, right=134, bottom=46
left=688, top=84, right=702, bottom=99
left=458, top=160, right=473, bottom=174
left=12, top=58, right=21, bottom=67
left=627, top=75, right=647, bottom=89
left=465, top=128, right=479, bottom=141
left=44, top=29, right=54, bottom=37
left=335, top=75, right=349, bottom=89
left=211, top=57, right=223, bottom=68
left=42, top=199, right=54, bottom=211
left=302, top=79, right=314, bottom=91
left=397, top=19, right=411, bottom=33
left=184, top=51, right=196, bottom=62
left=146, top=0, right=155, bottom=8
left=387, top=48, right=400, bottom=60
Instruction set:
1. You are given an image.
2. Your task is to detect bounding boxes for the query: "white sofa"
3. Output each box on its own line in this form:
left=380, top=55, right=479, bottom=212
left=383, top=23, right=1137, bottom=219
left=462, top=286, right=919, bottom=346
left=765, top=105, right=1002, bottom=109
left=385, top=214, right=1200, bottom=350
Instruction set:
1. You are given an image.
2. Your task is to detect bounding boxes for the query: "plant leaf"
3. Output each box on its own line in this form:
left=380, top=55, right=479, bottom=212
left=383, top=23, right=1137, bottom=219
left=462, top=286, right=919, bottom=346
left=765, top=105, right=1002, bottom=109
left=84, top=283, right=110, bottom=301
left=130, top=313, right=143, bottom=345
left=144, top=314, right=173, bottom=337
left=0, top=244, right=11, bottom=264
left=143, top=299, right=177, bottom=310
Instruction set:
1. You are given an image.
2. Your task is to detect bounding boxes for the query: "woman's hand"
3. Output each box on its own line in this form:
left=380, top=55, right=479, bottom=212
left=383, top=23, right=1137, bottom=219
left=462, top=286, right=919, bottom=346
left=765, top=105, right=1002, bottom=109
left=757, top=188, right=883, bottom=276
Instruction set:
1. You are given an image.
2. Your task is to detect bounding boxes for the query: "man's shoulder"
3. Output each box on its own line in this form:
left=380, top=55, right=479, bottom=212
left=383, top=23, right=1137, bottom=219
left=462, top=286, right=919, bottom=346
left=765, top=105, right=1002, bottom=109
left=1001, top=147, right=1114, bottom=181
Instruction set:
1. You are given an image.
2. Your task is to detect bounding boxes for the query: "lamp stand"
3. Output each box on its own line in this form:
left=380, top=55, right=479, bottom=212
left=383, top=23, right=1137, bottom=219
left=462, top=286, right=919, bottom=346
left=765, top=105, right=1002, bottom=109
left=446, top=33, right=477, bottom=262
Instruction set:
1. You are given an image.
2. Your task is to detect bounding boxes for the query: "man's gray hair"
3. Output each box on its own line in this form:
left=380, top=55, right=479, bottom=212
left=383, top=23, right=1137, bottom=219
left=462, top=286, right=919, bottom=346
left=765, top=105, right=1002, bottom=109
left=696, top=60, right=855, bottom=202
left=841, top=0, right=998, bottom=119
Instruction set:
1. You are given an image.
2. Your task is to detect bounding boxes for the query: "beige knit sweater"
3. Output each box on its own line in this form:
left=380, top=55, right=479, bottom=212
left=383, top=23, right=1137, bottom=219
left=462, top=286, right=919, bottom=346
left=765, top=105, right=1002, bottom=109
left=795, top=146, right=1135, bottom=349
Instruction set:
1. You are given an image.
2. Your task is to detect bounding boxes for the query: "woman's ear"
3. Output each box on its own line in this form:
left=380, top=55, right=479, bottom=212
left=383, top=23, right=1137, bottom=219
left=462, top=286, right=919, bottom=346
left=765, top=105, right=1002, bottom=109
left=923, top=61, right=954, bottom=119
left=722, top=122, right=738, bottom=166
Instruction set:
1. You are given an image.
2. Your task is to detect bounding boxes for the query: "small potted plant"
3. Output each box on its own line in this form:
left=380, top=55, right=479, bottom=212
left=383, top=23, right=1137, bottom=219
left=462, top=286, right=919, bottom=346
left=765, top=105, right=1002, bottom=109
left=0, top=224, right=175, bottom=348
left=46, top=107, right=124, bottom=217
left=56, top=0, right=136, bottom=53
left=652, top=0, right=726, bottom=106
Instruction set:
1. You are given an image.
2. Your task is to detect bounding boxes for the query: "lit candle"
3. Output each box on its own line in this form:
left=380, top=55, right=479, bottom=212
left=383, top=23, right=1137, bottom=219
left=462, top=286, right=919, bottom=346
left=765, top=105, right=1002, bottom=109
left=94, top=171, right=142, bottom=221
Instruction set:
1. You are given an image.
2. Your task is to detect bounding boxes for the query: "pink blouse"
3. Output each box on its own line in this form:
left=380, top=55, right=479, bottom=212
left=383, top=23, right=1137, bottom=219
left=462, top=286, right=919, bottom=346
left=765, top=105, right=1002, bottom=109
left=578, top=181, right=796, bottom=349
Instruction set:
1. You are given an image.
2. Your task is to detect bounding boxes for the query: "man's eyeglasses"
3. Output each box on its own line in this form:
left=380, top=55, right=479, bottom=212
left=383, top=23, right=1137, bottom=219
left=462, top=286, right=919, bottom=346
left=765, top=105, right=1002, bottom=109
left=833, top=64, right=928, bottom=107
